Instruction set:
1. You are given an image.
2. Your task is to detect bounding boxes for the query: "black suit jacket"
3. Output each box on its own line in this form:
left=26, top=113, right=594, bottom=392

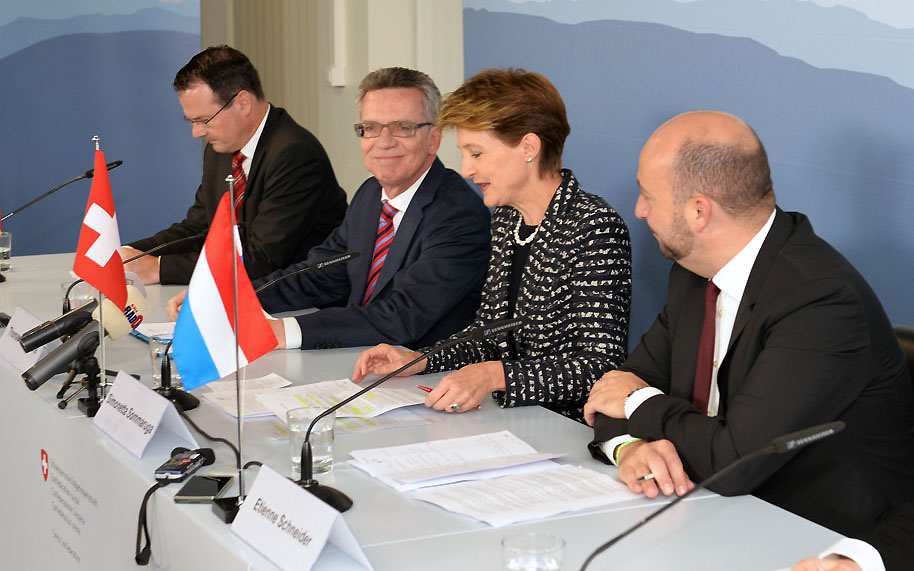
left=860, top=501, right=914, bottom=571
left=254, top=158, right=491, bottom=349
left=130, top=106, right=347, bottom=284
left=591, top=208, right=914, bottom=536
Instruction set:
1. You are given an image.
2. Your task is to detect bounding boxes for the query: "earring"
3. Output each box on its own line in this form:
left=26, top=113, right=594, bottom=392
left=526, top=157, right=533, bottom=163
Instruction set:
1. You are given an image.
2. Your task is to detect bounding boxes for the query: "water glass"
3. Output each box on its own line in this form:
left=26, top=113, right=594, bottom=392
left=502, top=533, right=564, bottom=570
left=61, top=280, right=97, bottom=310
left=287, top=406, right=335, bottom=478
left=0, top=232, right=11, bottom=271
left=149, top=335, right=182, bottom=387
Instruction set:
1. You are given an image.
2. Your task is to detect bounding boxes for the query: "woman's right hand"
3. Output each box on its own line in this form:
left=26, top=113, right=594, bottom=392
left=352, top=344, right=426, bottom=382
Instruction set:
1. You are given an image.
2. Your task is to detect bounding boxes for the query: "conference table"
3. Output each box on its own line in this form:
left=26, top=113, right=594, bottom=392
left=0, top=254, right=843, bottom=570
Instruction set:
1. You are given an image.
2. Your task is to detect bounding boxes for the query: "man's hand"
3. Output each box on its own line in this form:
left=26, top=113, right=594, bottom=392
left=583, top=370, right=649, bottom=425
left=792, top=557, right=861, bottom=571
left=617, top=439, right=694, bottom=498
left=121, top=246, right=160, bottom=285
left=268, top=319, right=286, bottom=349
left=352, top=344, right=425, bottom=382
left=423, top=361, right=504, bottom=413
left=166, top=289, right=187, bottom=321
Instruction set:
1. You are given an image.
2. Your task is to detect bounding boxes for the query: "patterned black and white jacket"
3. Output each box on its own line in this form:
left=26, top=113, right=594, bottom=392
left=423, top=169, right=632, bottom=422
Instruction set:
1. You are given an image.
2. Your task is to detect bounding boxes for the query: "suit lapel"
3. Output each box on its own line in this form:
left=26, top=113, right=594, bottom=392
left=727, top=208, right=793, bottom=352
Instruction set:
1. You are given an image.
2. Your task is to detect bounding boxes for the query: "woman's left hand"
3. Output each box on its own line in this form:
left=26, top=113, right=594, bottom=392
left=425, top=361, right=506, bottom=413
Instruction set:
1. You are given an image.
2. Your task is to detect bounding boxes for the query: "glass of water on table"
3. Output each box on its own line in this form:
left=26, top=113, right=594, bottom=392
left=287, top=406, right=335, bottom=478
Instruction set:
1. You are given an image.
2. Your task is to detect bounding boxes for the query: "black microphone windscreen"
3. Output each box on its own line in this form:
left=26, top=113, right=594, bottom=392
left=771, top=421, right=845, bottom=454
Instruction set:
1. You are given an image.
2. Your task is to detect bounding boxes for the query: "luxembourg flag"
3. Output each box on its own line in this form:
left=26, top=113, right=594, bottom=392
left=172, top=192, right=276, bottom=391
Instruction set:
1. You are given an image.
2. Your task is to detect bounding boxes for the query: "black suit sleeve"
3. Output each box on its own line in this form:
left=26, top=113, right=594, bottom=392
left=861, top=502, right=914, bottom=571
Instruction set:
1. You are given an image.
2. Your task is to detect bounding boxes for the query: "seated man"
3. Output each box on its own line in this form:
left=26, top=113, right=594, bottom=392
left=584, top=110, right=914, bottom=537
left=168, top=67, right=491, bottom=350
left=123, top=45, right=347, bottom=284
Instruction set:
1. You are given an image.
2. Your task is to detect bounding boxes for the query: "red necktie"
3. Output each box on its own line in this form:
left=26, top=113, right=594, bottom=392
left=231, top=151, right=246, bottom=219
left=361, top=201, right=399, bottom=306
left=692, top=280, right=721, bottom=413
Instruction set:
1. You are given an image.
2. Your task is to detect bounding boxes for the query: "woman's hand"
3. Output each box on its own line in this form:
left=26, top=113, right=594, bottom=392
left=352, top=344, right=426, bottom=382
left=423, top=361, right=505, bottom=413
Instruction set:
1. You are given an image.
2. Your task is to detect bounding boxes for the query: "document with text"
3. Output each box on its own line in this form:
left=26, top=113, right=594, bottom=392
left=411, top=464, right=634, bottom=527
left=254, top=378, right=425, bottom=421
left=348, top=430, right=562, bottom=490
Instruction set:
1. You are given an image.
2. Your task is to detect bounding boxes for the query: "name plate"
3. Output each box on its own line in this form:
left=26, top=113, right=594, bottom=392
left=232, top=465, right=373, bottom=570
left=0, top=307, right=62, bottom=373
left=93, top=371, right=197, bottom=458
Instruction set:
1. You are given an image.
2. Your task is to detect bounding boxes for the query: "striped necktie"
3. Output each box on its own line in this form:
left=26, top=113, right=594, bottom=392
left=231, top=151, right=246, bottom=219
left=361, top=201, right=399, bottom=305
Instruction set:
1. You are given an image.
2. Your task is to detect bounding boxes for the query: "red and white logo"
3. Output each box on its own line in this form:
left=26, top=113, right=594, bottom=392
left=40, top=449, right=49, bottom=481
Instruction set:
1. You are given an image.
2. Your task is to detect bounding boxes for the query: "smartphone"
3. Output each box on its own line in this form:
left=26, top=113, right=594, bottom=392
left=173, top=475, right=233, bottom=504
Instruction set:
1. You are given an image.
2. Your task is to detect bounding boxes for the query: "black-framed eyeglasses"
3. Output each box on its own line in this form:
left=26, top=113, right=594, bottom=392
left=186, top=92, right=239, bottom=126
left=353, top=121, right=433, bottom=138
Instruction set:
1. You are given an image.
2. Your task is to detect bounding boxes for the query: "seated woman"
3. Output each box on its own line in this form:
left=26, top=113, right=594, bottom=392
left=352, top=68, right=631, bottom=422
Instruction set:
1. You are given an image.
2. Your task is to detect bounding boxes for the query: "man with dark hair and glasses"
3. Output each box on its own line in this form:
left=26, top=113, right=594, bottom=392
left=167, top=67, right=491, bottom=350
left=123, top=45, right=347, bottom=285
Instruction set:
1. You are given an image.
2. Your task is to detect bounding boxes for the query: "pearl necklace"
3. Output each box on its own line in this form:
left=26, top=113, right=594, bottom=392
left=513, top=217, right=539, bottom=246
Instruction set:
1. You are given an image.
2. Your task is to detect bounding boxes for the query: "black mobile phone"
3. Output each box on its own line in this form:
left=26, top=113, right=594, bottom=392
left=173, top=475, right=233, bottom=504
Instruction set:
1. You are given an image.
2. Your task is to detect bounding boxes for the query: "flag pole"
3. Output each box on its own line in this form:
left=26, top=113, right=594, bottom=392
left=90, top=136, right=109, bottom=397
left=226, top=175, right=245, bottom=501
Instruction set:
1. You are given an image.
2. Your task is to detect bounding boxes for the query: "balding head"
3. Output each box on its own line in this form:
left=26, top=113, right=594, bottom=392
left=644, top=111, right=774, bottom=220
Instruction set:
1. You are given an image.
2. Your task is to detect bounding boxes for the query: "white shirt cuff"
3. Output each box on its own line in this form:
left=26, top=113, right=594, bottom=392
left=624, top=387, right=664, bottom=418
left=281, top=316, right=302, bottom=350
left=819, top=538, right=885, bottom=571
left=602, top=434, right=637, bottom=467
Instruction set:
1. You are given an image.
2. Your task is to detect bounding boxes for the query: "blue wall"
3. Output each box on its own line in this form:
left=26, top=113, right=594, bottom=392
left=0, top=2, right=201, bottom=257
left=463, top=1, right=914, bottom=345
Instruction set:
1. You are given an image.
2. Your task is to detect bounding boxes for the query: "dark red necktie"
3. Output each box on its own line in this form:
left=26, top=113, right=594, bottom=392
left=231, top=151, right=246, bottom=219
left=692, top=280, right=721, bottom=413
left=361, top=201, right=399, bottom=306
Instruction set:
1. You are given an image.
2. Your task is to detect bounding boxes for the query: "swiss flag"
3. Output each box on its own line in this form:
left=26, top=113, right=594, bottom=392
left=74, top=148, right=127, bottom=310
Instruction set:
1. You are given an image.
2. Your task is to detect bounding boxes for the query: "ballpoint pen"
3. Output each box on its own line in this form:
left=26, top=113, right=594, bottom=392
left=416, top=385, right=481, bottom=409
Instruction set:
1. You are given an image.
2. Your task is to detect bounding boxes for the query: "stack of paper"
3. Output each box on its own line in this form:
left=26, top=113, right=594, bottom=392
left=255, top=378, right=425, bottom=420
left=348, top=430, right=635, bottom=526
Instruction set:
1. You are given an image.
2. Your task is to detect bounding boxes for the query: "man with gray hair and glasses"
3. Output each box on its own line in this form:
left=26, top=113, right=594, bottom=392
left=168, top=67, right=491, bottom=350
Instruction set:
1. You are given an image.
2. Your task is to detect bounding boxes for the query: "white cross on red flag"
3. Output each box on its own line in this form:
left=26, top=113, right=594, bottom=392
left=73, top=148, right=127, bottom=310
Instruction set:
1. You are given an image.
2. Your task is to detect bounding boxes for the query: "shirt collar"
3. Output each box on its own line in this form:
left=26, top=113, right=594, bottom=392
left=712, top=209, right=776, bottom=301
left=237, top=104, right=271, bottom=174
left=381, top=164, right=431, bottom=212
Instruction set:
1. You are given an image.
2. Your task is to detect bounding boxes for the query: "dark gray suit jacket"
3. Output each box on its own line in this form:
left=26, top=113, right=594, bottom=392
left=255, top=158, right=491, bottom=350
left=130, top=106, right=347, bottom=284
left=591, top=208, right=914, bottom=536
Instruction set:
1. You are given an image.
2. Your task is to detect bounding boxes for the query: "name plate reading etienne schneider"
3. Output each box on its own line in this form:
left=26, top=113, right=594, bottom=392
left=0, top=307, right=62, bottom=373
left=232, top=465, right=373, bottom=571
left=93, top=371, right=197, bottom=458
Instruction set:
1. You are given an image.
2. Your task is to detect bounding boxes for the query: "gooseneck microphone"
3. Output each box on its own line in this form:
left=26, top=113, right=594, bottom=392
left=253, top=251, right=359, bottom=294
left=579, top=420, right=846, bottom=570
left=296, top=316, right=528, bottom=512
left=0, top=160, right=123, bottom=223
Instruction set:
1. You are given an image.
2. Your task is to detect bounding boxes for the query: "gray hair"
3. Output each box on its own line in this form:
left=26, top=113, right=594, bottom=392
left=357, top=67, right=441, bottom=123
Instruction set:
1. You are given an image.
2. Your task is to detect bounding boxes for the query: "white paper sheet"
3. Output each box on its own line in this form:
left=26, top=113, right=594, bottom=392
left=411, top=464, right=635, bottom=527
left=255, top=378, right=425, bottom=420
left=198, top=373, right=292, bottom=418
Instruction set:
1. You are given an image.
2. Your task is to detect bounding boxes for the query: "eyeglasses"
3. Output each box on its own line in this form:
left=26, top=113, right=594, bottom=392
left=186, top=92, right=239, bottom=126
left=353, top=121, right=433, bottom=138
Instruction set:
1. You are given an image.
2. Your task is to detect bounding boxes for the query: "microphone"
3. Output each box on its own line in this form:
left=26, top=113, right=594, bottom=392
left=0, top=160, right=123, bottom=223
left=19, top=299, right=98, bottom=353
left=22, top=285, right=150, bottom=390
left=90, top=284, right=150, bottom=339
left=253, top=251, right=359, bottom=294
left=579, top=420, right=846, bottom=570
left=295, top=316, right=528, bottom=512
left=23, top=320, right=101, bottom=390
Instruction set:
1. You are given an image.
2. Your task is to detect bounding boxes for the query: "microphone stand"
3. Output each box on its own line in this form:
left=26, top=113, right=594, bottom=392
left=157, top=343, right=199, bottom=411
left=296, top=316, right=528, bottom=512
left=579, top=421, right=846, bottom=570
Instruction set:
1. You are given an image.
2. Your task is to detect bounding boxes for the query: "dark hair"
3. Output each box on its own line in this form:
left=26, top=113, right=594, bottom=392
left=673, top=137, right=774, bottom=216
left=357, top=67, right=441, bottom=122
left=438, top=68, right=570, bottom=177
left=173, top=45, right=265, bottom=104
